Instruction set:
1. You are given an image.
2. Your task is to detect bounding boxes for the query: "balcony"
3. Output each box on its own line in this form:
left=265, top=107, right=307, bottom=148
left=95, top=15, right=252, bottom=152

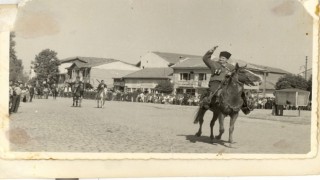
left=175, top=80, right=209, bottom=88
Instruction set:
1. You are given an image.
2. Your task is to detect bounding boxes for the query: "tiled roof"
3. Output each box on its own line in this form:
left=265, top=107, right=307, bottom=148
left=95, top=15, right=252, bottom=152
left=258, top=73, right=284, bottom=90
left=152, top=52, right=201, bottom=64
left=275, top=88, right=309, bottom=92
left=172, top=57, right=265, bottom=72
left=253, top=64, right=291, bottom=74
left=60, top=56, right=119, bottom=67
left=123, top=67, right=173, bottom=79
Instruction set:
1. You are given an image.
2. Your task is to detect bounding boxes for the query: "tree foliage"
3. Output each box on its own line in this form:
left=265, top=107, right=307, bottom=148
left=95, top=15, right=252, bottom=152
left=154, top=80, right=174, bottom=94
left=307, top=75, right=312, bottom=100
left=9, top=32, right=24, bottom=82
left=275, top=74, right=309, bottom=90
left=32, top=49, right=60, bottom=84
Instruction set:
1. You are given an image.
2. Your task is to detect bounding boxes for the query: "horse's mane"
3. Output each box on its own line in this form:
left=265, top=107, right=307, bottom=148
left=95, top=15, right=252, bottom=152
left=237, top=68, right=262, bottom=86
left=218, top=65, right=260, bottom=112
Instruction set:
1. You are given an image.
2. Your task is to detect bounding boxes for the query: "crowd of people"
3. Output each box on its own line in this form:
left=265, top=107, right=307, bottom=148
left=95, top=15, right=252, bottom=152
left=58, top=88, right=202, bottom=106
left=9, top=80, right=311, bottom=115
left=9, top=81, right=35, bottom=114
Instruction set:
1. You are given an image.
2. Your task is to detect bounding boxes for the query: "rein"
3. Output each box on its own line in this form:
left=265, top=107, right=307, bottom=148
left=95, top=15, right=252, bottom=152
left=206, top=68, right=244, bottom=104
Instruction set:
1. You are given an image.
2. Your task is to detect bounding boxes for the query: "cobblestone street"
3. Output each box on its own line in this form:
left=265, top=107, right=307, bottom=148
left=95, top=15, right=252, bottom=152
left=8, top=98, right=311, bottom=154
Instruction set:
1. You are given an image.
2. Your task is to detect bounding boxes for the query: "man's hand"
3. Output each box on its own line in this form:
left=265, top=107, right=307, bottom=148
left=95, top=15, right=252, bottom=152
left=209, top=46, right=218, bottom=52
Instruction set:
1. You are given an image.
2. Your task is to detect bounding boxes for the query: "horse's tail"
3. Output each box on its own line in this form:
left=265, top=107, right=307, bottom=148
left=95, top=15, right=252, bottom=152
left=193, top=106, right=203, bottom=124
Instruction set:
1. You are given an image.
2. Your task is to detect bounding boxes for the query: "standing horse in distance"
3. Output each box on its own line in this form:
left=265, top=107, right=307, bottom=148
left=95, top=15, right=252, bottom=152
left=194, top=63, right=262, bottom=143
left=67, top=82, right=84, bottom=107
left=96, top=80, right=107, bottom=108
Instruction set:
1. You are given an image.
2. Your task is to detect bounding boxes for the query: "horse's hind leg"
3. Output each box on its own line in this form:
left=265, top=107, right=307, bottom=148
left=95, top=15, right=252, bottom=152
left=195, top=108, right=207, bottom=137
left=215, top=113, right=226, bottom=140
left=76, top=98, right=79, bottom=107
left=228, top=113, right=239, bottom=143
left=101, top=99, right=104, bottom=108
left=210, top=111, right=219, bottom=140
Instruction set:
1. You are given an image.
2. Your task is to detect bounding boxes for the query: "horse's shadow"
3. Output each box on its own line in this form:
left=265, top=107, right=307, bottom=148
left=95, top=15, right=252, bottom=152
left=177, top=134, right=237, bottom=149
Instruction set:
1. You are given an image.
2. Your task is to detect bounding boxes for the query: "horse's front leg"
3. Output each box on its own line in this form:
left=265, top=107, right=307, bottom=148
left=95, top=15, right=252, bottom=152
left=215, top=113, right=226, bottom=140
left=210, top=111, right=219, bottom=140
left=101, top=98, right=104, bottom=108
left=229, top=112, right=239, bottom=143
left=195, top=107, right=207, bottom=137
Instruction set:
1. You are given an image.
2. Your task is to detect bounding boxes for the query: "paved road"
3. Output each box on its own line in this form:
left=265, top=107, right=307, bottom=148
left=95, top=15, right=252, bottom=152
left=8, top=98, right=311, bottom=153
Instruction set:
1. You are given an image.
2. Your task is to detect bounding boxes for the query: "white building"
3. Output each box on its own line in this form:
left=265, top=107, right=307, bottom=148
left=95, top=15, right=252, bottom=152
left=58, top=57, right=140, bottom=88
left=139, top=51, right=202, bottom=69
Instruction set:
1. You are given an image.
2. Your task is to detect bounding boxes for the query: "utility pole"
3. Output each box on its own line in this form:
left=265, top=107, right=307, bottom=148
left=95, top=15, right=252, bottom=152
left=305, top=56, right=308, bottom=80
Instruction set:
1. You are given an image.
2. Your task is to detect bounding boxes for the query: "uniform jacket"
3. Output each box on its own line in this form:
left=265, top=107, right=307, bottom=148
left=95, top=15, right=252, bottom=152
left=203, top=50, right=235, bottom=82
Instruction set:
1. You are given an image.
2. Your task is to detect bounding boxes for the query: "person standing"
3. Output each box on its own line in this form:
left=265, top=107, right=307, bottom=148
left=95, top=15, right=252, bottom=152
left=12, top=83, right=22, bottom=113
left=51, top=82, right=58, bottom=99
left=9, top=81, right=14, bottom=114
left=29, top=84, right=35, bottom=102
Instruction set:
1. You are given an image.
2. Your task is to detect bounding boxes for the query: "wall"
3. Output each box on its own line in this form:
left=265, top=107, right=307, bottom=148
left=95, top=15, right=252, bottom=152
left=140, top=52, right=169, bottom=68
left=90, top=69, right=138, bottom=88
left=94, top=61, right=139, bottom=71
left=124, top=78, right=167, bottom=92
left=172, top=69, right=211, bottom=94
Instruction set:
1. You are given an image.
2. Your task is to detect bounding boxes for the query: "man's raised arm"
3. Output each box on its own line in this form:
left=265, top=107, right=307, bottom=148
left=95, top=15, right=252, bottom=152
left=203, top=46, right=219, bottom=69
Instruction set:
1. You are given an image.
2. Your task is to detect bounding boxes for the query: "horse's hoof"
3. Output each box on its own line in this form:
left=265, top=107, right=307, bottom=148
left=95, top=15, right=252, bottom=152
left=210, top=135, right=215, bottom=140
left=216, top=136, right=221, bottom=140
left=195, top=132, right=201, bottom=137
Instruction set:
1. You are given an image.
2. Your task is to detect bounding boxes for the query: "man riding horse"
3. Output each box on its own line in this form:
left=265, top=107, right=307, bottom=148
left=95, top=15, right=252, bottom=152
left=72, top=76, right=84, bottom=107
left=96, top=80, right=107, bottom=108
left=193, top=46, right=262, bottom=143
left=201, top=46, right=252, bottom=114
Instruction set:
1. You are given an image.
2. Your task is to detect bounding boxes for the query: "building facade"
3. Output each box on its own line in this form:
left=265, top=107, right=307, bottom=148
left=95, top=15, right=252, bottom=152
left=139, top=51, right=202, bottom=69
left=171, top=57, right=289, bottom=97
left=58, top=57, right=139, bottom=88
left=121, top=67, right=173, bottom=93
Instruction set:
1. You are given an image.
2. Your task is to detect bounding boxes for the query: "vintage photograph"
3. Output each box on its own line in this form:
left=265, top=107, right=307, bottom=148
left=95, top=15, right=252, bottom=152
left=3, top=0, right=317, bottom=157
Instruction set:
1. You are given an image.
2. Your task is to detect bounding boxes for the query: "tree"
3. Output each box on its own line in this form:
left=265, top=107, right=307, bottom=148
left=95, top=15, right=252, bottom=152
left=154, top=80, right=174, bottom=94
left=307, top=75, right=312, bottom=100
left=9, top=32, right=24, bottom=82
left=32, top=49, right=60, bottom=85
left=275, top=74, right=308, bottom=90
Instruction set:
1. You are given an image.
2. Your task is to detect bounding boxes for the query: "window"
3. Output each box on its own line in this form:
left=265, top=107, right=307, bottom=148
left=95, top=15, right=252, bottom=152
left=190, top=73, right=195, bottom=80
left=176, top=88, right=184, bottom=94
left=180, top=73, right=190, bottom=80
left=186, top=89, right=196, bottom=96
left=199, top=73, right=207, bottom=81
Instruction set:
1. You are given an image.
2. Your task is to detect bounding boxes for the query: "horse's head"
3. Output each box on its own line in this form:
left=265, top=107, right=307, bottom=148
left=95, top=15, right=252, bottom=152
left=219, top=63, right=247, bottom=111
left=226, top=63, right=246, bottom=88
left=228, top=63, right=262, bottom=86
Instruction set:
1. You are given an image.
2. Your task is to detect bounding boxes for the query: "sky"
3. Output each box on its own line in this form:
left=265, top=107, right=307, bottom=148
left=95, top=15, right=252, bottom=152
left=13, top=0, right=314, bottom=74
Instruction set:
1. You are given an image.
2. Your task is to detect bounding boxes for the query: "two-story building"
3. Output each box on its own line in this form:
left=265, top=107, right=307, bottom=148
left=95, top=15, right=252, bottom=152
left=121, top=67, right=173, bottom=93
left=171, top=57, right=289, bottom=97
left=58, top=57, right=140, bottom=88
left=139, top=51, right=202, bottom=68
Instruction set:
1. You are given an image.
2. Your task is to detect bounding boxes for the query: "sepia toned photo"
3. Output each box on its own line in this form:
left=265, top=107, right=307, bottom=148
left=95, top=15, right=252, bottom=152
left=0, top=0, right=319, bottom=165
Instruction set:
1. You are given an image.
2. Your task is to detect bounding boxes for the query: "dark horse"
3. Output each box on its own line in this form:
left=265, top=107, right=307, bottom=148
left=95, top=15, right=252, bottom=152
left=68, top=82, right=84, bottom=107
left=194, top=63, right=262, bottom=143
